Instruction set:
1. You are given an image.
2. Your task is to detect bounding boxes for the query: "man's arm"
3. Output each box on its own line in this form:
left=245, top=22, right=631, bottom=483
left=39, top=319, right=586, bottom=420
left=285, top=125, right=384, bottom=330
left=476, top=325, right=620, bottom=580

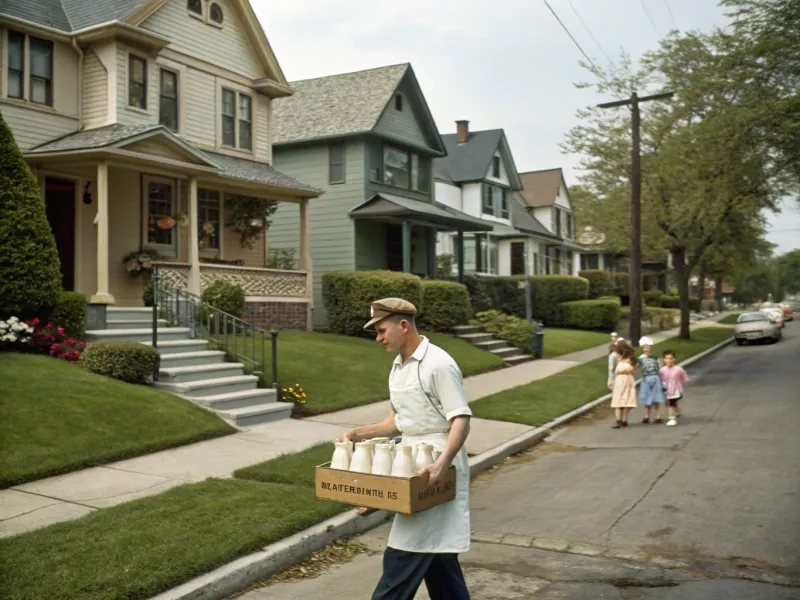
left=335, top=407, right=400, bottom=443
left=418, top=415, right=470, bottom=486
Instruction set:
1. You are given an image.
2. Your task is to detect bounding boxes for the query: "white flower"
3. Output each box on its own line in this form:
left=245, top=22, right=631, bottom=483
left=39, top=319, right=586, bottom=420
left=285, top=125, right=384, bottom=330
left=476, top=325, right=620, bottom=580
left=8, top=316, right=18, bottom=323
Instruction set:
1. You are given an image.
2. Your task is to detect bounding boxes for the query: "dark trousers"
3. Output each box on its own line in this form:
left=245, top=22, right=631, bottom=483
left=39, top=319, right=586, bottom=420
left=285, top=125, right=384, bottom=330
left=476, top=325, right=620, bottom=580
left=371, top=547, right=471, bottom=600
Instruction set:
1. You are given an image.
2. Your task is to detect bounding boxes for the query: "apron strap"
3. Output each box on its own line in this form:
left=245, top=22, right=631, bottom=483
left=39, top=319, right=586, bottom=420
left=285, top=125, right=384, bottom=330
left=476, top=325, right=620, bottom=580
left=387, top=345, right=447, bottom=421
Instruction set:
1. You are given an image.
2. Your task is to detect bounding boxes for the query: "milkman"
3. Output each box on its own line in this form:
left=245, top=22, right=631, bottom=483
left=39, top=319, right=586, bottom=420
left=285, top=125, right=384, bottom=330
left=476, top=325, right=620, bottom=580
left=336, top=297, right=472, bottom=600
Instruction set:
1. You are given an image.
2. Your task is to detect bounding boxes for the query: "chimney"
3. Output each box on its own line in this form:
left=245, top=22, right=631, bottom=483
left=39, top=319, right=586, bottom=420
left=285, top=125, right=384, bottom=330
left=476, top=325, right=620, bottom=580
left=456, top=120, right=470, bottom=144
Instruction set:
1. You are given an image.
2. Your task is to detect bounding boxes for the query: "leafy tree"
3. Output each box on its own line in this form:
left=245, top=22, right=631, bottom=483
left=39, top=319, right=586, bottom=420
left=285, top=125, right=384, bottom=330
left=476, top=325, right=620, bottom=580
left=777, top=249, right=800, bottom=295
left=0, top=111, right=61, bottom=320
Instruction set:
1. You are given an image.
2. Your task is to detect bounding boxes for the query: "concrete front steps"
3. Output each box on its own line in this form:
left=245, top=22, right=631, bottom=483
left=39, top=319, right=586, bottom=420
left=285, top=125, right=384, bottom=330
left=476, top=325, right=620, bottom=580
left=452, top=325, right=534, bottom=366
left=83, top=307, right=294, bottom=427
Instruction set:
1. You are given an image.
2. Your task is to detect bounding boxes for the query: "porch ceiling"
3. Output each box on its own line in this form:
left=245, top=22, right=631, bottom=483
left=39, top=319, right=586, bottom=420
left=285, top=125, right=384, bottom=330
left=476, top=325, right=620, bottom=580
left=350, top=193, right=492, bottom=233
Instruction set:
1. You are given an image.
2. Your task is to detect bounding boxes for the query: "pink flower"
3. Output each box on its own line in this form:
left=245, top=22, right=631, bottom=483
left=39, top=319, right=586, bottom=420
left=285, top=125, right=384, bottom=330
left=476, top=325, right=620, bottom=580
left=57, top=327, right=65, bottom=335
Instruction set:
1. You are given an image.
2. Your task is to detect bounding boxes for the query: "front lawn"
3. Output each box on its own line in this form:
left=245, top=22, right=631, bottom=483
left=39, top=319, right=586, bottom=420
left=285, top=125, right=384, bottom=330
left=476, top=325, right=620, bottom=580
left=0, top=353, right=234, bottom=488
left=0, top=478, right=345, bottom=600
left=235, top=442, right=332, bottom=488
left=470, top=327, right=733, bottom=427
left=542, top=328, right=610, bottom=358
left=237, top=331, right=504, bottom=415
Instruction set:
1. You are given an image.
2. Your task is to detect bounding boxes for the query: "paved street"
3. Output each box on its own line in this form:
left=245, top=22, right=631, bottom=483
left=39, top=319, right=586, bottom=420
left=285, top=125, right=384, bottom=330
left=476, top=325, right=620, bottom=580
left=238, top=323, right=800, bottom=599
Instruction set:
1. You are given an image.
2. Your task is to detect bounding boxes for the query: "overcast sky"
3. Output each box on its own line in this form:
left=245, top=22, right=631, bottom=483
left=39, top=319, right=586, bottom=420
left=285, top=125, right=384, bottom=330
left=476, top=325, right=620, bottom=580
left=252, top=0, right=799, bottom=254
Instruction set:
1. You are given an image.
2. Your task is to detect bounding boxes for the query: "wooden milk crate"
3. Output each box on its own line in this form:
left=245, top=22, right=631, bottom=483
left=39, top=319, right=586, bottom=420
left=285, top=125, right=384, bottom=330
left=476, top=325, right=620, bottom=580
left=315, top=463, right=456, bottom=515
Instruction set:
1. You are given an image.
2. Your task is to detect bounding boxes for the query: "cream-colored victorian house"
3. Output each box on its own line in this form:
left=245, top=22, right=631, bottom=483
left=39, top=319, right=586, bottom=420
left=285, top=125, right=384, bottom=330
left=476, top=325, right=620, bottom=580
left=0, top=0, right=320, bottom=330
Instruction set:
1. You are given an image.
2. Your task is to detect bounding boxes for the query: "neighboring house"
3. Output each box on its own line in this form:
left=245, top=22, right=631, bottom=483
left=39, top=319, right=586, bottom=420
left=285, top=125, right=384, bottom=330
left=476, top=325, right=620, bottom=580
left=0, top=0, right=321, bottom=329
left=517, top=168, right=581, bottom=275
left=266, top=64, right=491, bottom=326
left=434, top=120, right=560, bottom=277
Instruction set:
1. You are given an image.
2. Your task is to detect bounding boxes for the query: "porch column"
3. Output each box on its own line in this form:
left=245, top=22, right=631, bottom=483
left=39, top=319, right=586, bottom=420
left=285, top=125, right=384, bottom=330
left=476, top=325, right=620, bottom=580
left=402, top=220, right=412, bottom=273
left=188, top=177, right=201, bottom=295
left=90, top=161, right=114, bottom=304
left=475, top=234, right=483, bottom=273
left=456, top=229, right=464, bottom=283
left=300, top=198, right=313, bottom=331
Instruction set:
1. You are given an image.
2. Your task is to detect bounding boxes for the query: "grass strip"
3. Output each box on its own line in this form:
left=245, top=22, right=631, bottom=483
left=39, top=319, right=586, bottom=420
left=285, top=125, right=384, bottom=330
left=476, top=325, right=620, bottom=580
left=0, top=353, right=234, bottom=488
left=234, top=442, right=332, bottom=488
left=470, top=327, right=733, bottom=426
left=718, top=313, right=743, bottom=324
left=542, top=328, right=610, bottom=358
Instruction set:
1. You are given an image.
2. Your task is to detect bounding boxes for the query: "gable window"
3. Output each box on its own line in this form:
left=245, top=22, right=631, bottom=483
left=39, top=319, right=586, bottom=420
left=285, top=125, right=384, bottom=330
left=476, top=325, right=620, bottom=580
left=492, top=155, right=501, bottom=178
left=187, top=0, right=202, bottom=14
left=566, top=213, right=573, bottom=238
left=394, top=93, right=403, bottom=111
left=482, top=183, right=508, bottom=218
left=209, top=3, right=224, bottom=24
left=159, top=69, right=179, bottom=132
left=329, top=143, right=345, bottom=184
left=554, top=207, right=562, bottom=236
left=383, top=146, right=410, bottom=188
left=129, top=55, right=147, bottom=110
left=482, top=183, right=494, bottom=215
left=221, top=88, right=252, bottom=151
left=7, top=31, right=24, bottom=100
left=144, top=178, right=175, bottom=250
left=198, top=189, right=221, bottom=250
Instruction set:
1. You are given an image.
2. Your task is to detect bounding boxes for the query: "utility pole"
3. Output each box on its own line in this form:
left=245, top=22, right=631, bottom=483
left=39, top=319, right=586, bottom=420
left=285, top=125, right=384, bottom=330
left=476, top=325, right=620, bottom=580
left=598, top=90, right=673, bottom=346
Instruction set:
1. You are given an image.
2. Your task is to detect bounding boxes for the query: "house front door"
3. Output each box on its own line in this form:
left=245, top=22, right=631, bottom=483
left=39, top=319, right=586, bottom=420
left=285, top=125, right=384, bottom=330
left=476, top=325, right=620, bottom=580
left=511, top=242, right=525, bottom=275
left=386, top=224, right=403, bottom=271
left=45, top=177, right=76, bottom=291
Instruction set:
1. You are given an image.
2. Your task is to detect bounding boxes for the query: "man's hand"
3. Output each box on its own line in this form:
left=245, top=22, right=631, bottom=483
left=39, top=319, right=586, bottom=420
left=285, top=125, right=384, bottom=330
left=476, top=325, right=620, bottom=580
left=418, top=458, right=449, bottom=487
left=333, top=429, right=358, bottom=443
left=356, top=507, right=378, bottom=516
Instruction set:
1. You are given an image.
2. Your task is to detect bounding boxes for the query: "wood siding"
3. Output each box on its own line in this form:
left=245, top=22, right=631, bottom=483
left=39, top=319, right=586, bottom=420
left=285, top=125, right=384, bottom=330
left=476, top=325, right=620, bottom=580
left=141, top=0, right=266, bottom=79
left=271, top=141, right=364, bottom=325
left=185, top=68, right=216, bottom=147
left=82, top=50, right=108, bottom=128
left=116, top=42, right=158, bottom=127
left=255, top=93, right=270, bottom=162
left=374, top=78, right=428, bottom=149
left=0, top=103, right=78, bottom=150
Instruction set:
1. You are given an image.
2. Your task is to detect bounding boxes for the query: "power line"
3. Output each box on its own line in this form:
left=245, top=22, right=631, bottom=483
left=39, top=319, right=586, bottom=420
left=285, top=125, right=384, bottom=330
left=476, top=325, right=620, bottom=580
left=662, top=0, right=678, bottom=30
left=566, top=0, right=616, bottom=68
left=541, top=0, right=601, bottom=74
left=639, top=0, right=661, bottom=37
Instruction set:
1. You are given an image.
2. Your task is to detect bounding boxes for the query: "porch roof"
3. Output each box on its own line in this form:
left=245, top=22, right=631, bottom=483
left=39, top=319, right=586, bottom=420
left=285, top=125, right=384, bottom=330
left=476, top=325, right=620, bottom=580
left=349, top=193, right=492, bottom=232
left=25, top=124, right=321, bottom=196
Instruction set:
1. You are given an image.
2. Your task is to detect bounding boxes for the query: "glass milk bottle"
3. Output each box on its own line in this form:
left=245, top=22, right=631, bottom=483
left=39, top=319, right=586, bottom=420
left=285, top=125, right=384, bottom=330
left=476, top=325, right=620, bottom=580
left=349, top=441, right=373, bottom=473
left=391, top=444, right=414, bottom=477
left=414, top=443, right=435, bottom=471
left=330, top=441, right=351, bottom=471
left=371, top=443, right=393, bottom=476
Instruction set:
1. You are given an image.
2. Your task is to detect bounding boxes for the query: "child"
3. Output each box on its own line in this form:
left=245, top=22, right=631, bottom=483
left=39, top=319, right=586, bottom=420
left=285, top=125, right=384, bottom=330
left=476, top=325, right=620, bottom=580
left=659, top=350, right=689, bottom=427
left=638, top=337, right=665, bottom=424
left=610, top=341, right=638, bottom=428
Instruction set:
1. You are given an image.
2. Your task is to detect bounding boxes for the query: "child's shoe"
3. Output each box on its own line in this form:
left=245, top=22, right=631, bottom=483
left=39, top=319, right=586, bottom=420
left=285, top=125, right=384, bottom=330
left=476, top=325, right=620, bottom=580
left=666, top=418, right=678, bottom=427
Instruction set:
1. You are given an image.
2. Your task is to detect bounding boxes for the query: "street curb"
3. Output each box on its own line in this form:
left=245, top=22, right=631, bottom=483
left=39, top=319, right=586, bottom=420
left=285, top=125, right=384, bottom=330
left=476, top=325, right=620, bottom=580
left=149, top=334, right=734, bottom=600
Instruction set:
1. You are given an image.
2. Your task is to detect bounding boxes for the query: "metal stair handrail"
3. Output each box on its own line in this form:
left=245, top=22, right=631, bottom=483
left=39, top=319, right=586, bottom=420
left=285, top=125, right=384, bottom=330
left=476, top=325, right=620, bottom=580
left=150, top=265, right=278, bottom=388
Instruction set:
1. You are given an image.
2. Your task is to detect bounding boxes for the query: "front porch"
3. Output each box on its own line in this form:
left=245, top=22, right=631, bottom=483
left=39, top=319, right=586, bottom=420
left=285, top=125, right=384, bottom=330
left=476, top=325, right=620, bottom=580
left=25, top=125, right=320, bottom=330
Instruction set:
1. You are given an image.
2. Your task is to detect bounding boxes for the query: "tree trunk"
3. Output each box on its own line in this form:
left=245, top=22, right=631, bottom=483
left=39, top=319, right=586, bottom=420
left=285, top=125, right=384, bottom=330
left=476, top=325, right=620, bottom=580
left=672, top=247, right=692, bottom=339
left=698, top=266, right=706, bottom=305
left=715, top=276, right=723, bottom=309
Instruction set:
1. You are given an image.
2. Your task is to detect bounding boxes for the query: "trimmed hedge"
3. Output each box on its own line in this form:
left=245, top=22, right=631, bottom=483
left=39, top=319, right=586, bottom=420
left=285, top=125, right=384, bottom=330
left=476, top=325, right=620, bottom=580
left=579, top=270, right=614, bottom=299
left=643, top=290, right=664, bottom=307
left=419, top=280, right=471, bottom=331
left=0, top=112, right=62, bottom=321
left=660, top=295, right=701, bottom=312
left=80, top=341, right=160, bottom=384
left=530, top=276, right=590, bottom=324
left=201, top=280, right=245, bottom=318
left=556, top=299, right=622, bottom=331
left=323, top=270, right=423, bottom=336
left=462, top=274, right=525, bottom=316
left=50, top=292, right=88, bottom=337
left=472, top=310, right=533, bottom=352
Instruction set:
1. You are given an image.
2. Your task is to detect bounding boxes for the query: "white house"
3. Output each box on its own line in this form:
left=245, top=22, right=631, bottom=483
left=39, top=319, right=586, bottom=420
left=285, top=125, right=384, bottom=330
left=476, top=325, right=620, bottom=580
left=434, top=120, right=560, bottom=277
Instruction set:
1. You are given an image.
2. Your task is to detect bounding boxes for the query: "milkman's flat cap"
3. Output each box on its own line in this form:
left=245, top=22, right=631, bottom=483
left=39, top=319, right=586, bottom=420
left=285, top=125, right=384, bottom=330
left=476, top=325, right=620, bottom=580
left=363, top=298, right=417, bottom=330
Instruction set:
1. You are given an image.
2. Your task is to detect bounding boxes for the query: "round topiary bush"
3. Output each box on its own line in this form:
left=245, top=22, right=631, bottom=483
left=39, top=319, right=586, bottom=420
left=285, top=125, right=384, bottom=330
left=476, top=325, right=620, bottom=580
left=50, top=292, right=88, bottom=337
left=0, top=112, right=62, bottom=321
left=80, top=341, right=160, bottom=384
left=643, top=289, right=664, bottom=307
left=201, top=280, right=245, bottom=318
left=419, top=280, right=471, bottom=331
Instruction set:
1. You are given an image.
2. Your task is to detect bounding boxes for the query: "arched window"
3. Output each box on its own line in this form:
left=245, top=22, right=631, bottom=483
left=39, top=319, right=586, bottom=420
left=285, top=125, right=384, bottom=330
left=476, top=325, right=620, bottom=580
left=209, top=3, right=224, bottom=24
left=187, top=0, right=202, bottom=15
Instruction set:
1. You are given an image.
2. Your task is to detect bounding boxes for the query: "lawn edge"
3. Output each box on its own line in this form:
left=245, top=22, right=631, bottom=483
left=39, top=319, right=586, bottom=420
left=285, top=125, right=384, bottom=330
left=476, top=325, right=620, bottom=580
left=148, top=334, right=734, bottom=600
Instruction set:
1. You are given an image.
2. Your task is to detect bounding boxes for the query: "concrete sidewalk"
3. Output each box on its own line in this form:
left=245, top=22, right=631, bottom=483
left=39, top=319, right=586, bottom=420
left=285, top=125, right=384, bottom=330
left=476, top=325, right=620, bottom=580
left=0, top=318, right=729, bottom=539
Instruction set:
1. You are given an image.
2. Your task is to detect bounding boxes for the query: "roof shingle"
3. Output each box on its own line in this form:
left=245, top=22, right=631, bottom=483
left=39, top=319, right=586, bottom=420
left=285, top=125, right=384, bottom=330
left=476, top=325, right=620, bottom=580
left=1, top=0, right=149, bottom=32
left=435, top=130, right=503, bottom=183
left=518, top=168, right=564, bottom=208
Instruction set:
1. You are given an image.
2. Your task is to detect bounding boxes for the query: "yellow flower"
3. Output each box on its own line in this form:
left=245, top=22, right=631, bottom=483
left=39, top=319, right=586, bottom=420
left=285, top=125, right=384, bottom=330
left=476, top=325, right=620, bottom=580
left=282, top=388, right=287, bottom=392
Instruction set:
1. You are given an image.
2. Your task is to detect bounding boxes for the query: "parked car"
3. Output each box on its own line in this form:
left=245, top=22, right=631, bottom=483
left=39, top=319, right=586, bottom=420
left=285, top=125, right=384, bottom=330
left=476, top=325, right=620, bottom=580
left=760, top=307, right=785, bottom=328
left=735, top=312, right=781, bottom=345
left=779, top=303, right=794, bottom=321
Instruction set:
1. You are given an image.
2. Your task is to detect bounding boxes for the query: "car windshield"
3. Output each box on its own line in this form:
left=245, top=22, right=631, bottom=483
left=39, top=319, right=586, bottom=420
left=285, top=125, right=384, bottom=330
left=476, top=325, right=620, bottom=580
left=739, top=313, right=768, bottom=323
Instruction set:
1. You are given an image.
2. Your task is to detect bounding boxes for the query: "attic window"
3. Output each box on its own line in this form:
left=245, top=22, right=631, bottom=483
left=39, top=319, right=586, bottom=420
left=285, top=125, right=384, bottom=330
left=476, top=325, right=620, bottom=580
left=187, top=0, right=202, bottom=15
left=394, top=93, right=403, bottom=111
left=492, top=155, right=501, bottom=178
left=209, top=3, right=224, bottom=24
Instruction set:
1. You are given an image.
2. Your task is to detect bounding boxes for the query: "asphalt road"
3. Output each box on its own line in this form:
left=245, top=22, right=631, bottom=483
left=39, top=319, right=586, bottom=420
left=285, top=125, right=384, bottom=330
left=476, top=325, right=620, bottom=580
left=237, top=323, right=800, bottom=599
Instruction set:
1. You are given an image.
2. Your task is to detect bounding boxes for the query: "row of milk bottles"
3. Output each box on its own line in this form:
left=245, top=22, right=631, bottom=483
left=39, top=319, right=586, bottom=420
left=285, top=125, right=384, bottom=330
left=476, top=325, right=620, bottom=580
left=331, top=438, right=438, bottom=477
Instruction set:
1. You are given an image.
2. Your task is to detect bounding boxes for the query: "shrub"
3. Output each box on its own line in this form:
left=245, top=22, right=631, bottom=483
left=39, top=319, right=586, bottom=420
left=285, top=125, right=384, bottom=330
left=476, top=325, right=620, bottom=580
left=472, top=310, right=534, bottom=351
left=201, top=280, right=245, bottom=318
left=579, top=270, right=614, bottom=299
left=662, top=295, right=680, bottom=308
left=80, top=341, right=160, bottom=384
left=419, top=280, right=471, bottom=331
left=643, top=290, right=664, bottom=307
left=322, top=270, right=423, bottom=336
left=462, top=274, right=526, bottom=316
left=26, top=319, right=87, bottom=362
left=436, top=254, right=456, bottom=281
left=690, top=296, right=701, bottom=312
left=530, top=276, right=589, bottom=324
left=555, top=299, right=622, bottom=331
left=0, top=113, right=62, bottom=321
left=50, top=292, right=87, bottom=337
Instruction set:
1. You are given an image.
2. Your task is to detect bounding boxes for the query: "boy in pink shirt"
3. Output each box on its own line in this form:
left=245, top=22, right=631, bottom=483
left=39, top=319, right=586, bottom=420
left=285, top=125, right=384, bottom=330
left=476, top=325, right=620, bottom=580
left=659, top=350, right=689, bottom=427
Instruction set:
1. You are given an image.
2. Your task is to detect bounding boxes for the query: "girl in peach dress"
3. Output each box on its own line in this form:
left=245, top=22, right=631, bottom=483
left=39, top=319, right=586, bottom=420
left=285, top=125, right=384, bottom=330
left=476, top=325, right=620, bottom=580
left=611, top=342, right=638, bottom=428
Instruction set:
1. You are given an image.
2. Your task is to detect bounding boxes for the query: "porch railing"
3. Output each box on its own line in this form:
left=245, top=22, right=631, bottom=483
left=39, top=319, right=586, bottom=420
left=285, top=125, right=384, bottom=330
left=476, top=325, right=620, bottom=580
left=150, top=265, right=279, bottom=387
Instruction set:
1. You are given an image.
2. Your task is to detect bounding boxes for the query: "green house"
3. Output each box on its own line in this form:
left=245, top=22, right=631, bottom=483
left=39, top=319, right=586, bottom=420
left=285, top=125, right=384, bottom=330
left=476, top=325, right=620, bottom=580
left=268, top=63, right=491, bottom=326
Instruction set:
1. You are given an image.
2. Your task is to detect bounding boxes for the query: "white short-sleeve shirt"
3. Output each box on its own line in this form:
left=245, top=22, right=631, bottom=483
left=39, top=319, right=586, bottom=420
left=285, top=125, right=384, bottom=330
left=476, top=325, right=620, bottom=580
left=390, top=337, right=472, bottom=434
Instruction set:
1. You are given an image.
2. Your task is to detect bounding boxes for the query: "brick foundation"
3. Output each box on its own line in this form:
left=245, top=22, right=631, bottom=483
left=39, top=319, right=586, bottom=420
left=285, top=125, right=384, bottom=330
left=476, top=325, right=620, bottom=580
left=245, top=301, right=309, bottom=330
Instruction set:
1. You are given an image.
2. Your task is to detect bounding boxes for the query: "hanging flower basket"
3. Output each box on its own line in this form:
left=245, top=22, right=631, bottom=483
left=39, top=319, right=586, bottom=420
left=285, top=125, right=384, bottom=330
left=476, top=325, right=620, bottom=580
left=157, top=215, right=177, bottom=230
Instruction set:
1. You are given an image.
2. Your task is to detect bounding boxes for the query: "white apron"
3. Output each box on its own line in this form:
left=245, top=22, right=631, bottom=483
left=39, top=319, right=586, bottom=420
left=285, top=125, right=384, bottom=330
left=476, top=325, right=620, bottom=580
left=386, top=355, right=471, bottom=554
